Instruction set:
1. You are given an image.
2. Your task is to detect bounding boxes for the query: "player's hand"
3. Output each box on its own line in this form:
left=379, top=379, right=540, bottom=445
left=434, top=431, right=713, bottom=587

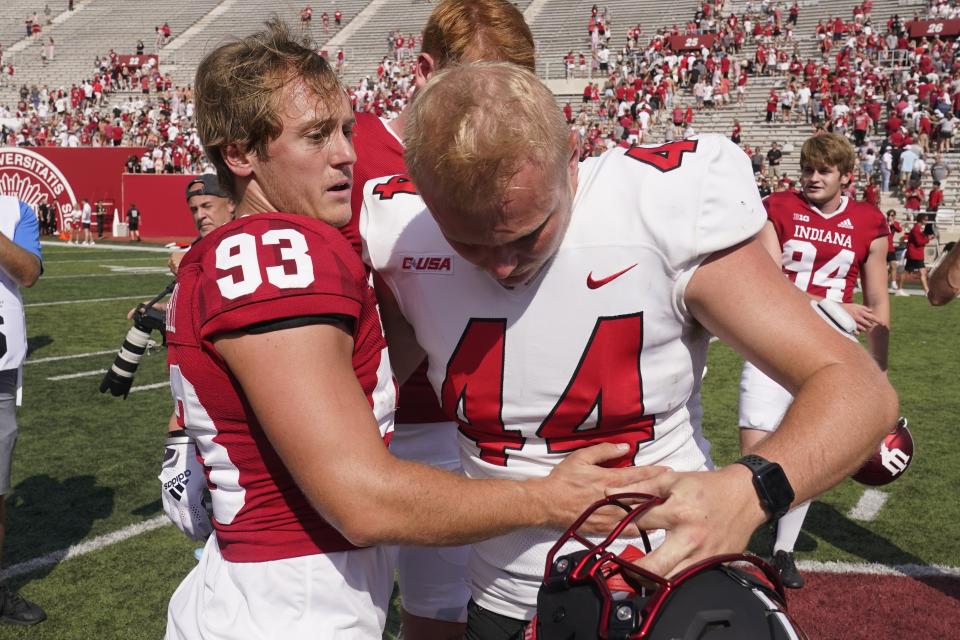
left=539, top=443, right=670, bottom=534
left=608, top=464, right=767, bottom=578
left=168, top=251, right=186, bottom=275
left=840, top=302, right=879, bottom=333
left=159, top=431, right=213, bottom=541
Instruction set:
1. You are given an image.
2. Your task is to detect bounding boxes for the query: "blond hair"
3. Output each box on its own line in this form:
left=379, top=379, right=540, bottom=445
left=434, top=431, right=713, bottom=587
left=422, top=0, right=535, bottom=71
left=800, top=133, right=856, bottom=176
left=193, top=20, right=341, bottom=197
left=405, top=62, right=569, bottom=219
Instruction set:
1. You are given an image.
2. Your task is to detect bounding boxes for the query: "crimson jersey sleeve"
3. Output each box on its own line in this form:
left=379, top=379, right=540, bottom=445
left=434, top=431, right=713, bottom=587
left=184, top=213, right=366, bottom=340
left=343, top=112, right=406, bottom=257
left=348, top=114, right=448, bottom=424
left=166, top=212, right=394, bottom=563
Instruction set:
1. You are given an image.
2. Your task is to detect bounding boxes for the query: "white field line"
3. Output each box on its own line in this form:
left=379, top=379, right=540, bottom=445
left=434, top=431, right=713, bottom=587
left=0, top=516, right=170, bottom=581
left=43, top=258, right=166, bottom=264
left=42, top=271, right=169, bottom=280
left=847, top=489, right=889, bottom=522
left=25, top=295, right=155, bottom=307
left=129, top=382, right=169, bottom=393
left=46, top=369, right=107, bottom=381
left=25, top=350, right=117, bottom=365
left=1, top=515, right=956, bottom=582
left=40, top=241, right=176, bottom=253
left=797, top=560, right=960, bottom=578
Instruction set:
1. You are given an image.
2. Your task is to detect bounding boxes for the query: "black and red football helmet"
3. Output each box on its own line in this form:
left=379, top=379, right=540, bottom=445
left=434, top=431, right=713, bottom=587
left=531, top=494, right=808, bottom=640
left=852, top=416, right=914, bottom=486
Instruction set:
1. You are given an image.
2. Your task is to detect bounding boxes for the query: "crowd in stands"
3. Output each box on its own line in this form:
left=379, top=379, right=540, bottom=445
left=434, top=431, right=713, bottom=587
left=0, top=81, right=209, bottom=174
left=927, top=0, right=960, bottom=19
left=0, top=0, right=957, bottom=221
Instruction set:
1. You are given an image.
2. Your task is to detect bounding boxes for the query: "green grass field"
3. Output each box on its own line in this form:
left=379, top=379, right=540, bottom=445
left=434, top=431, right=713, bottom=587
left=0, top=240, right=957, bottom=639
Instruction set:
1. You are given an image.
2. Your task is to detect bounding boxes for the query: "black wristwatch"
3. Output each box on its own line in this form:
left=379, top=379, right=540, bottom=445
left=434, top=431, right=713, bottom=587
left=735, top=455, right=795, bottom=521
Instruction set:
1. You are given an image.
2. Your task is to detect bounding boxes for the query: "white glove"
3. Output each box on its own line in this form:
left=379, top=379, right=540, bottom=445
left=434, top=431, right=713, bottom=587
left=159, top=431, right=213, bottom=541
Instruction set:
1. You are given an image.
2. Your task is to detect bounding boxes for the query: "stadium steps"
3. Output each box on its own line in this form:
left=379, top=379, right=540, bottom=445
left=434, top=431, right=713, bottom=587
left=0, top=0, right=222, bottom=106
left=333, top=0, right=534, bottom=87
left=529, top=0, right=702, bottom=80
left=163, top=0, right=375, bottom=88
left=725, top=0, right=927, bottom=67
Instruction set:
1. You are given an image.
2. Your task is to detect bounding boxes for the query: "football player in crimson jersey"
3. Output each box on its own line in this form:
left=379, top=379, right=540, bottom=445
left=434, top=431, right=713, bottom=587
left=165, top=23, right=657, bottom=640
left=344, top=2, right=536, bottom=636
left=739, top=133, right=891, bottom=589
left=362, top=64, right=896, bottom=639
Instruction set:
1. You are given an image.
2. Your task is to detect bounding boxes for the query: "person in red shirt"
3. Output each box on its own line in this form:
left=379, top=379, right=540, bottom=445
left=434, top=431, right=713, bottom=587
left=766, top=88, right=778, bottom=123
left=863, top=176, right=880, bottom=206
left=928, top=180, right=944, bottom=212
left=904, top=185, right=924, bottom=211
left=898, top=213, right=932, bottom=293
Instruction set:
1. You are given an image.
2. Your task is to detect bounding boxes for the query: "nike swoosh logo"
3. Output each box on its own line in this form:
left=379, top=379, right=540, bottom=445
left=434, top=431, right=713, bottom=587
left=587, top=264, right=638, bottom=289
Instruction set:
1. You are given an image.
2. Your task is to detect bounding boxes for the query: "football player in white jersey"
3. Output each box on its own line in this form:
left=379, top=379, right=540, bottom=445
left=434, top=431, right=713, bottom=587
left=165, top=23, right=661, bottom=640
left=361, top=63, right=897, bottom=638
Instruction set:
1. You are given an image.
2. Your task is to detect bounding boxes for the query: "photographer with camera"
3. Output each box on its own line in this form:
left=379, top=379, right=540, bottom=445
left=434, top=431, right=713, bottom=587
left=103, top=175, right=235, bottom=541
left=897, top=212, right=933, bottom=295
left=0, top=196, right=43, bottom=625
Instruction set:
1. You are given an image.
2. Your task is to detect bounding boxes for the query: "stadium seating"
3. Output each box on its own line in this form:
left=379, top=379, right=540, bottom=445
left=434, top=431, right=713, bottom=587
left=164, top=0, right=373, bottom=88
left=0, top=0, right=222, bottom=104
left=529, top=0, right=701, bottom=80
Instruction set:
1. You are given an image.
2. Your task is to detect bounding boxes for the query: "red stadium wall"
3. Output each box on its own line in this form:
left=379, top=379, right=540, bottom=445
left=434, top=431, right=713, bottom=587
left=30, top=147, right=143, bottom=215
left=121, top=173, right=199, bottom=238
left=0, top=146, right=141, bottom=228
left=0, top=147, right=197, bottom=239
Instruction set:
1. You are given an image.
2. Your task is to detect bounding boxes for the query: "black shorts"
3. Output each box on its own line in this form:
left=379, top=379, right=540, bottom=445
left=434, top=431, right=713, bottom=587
left=128, top=221, right=139, bottom=231
left=886, top=251, right=897, bottom=262
left=82, top=222, right=91, bottom=229
left=465, top=600, right=527, bottom=640
left=905, top=258, right=926, bottom=272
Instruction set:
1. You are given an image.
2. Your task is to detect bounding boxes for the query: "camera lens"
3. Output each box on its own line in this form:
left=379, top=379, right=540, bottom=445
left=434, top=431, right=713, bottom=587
left=99, top=325, right=153, bottom=398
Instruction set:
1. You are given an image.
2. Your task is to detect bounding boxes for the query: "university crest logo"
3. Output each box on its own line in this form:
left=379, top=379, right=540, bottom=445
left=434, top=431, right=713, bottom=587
left=0, top=148, right=77, bottom=216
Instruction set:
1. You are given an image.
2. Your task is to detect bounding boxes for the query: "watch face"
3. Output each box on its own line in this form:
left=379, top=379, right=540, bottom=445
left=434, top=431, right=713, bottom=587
left=757, top=464, right=795, bottom=516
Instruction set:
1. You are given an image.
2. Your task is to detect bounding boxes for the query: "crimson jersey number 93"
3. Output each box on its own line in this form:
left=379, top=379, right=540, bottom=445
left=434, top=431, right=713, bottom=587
left=441, top=314, right=655, bottom=468
left=215, top=229, right=315, bottom=299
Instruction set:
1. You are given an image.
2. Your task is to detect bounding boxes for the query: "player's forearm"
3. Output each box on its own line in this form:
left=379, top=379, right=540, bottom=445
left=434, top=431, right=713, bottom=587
left=928, top=243, right=960, bottom=305
left=330, top=460, right=551, bottom=547
left=751, top=357, right=897, bottom=506
left=0, top=233, right=40, bottom=287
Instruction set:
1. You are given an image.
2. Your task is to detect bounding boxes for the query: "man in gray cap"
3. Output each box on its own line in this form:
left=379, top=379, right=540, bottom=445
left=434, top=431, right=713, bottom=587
left=184, top=174, right=236, bottom=238
left=170, top=174, right=236, bottom=273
